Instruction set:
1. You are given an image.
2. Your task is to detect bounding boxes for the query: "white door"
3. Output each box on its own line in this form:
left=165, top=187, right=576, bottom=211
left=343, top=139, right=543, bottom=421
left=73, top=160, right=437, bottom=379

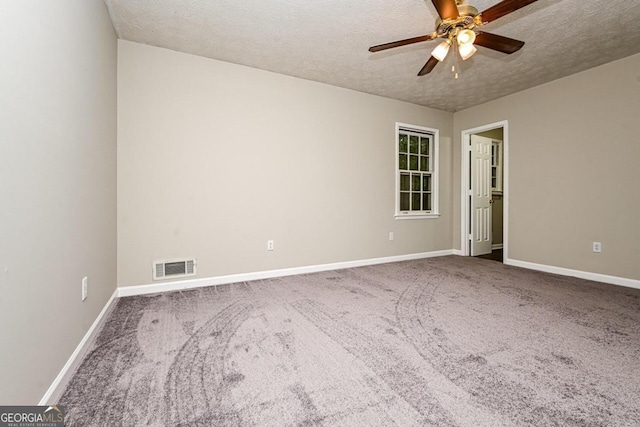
left=470, top=135, right=492, bottom=256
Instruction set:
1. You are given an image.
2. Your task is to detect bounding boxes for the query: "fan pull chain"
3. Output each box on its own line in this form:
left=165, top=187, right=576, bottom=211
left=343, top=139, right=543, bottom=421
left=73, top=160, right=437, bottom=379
left=451, top=44, right=461, bottom=80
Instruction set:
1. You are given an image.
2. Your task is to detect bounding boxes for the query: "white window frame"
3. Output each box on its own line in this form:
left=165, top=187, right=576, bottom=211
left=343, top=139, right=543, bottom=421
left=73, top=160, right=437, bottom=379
left=491, top=139, right=503, bottom=194
left=395, top=122, right=439, bottom=220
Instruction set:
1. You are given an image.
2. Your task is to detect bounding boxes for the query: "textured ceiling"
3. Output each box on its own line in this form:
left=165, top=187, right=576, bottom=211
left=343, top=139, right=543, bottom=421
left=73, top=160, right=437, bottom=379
left=105, top=0, right=640, bottom=112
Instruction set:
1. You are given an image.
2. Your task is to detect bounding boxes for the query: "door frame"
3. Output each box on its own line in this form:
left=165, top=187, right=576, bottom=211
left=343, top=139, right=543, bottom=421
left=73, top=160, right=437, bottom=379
left=460, top=120, right=509, bottom=259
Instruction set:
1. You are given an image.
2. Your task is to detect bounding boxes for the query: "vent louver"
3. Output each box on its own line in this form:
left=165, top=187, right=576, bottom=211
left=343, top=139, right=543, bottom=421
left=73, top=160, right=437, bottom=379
left=153, top=258, right=197, bottom=281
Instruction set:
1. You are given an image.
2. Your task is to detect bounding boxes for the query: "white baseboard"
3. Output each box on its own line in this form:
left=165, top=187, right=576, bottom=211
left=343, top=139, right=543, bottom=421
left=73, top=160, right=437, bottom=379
left=39, top=289, right=119, bottom=405
left=118, top=249, right=456, bottom=297
left=39, top=253, right=637, bottom=405
left=505, top=258, right=640, bottom=290
left=39, top=250, right=455, bottom=401
left=491, top=244, right=504, bottom=250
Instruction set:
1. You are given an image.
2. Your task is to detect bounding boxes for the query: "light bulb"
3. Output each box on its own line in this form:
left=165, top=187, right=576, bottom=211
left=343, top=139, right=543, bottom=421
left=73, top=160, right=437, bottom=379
left=457, top=29, right=476, bottom=46
left=458, top=42, right=477, bottom=60
left=431, top=40, right=451, bottom=62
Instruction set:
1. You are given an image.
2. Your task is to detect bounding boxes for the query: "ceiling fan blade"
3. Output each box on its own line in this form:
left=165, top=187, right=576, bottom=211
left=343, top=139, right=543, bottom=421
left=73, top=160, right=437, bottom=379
left=418, top=56, right=440, bottom=76
left=480, top=0, right=539, bottom=24
left=431, top=0, right=459, bottom=20
left=369, top=34, right=436, bottom=53
left=474, top=32, right=525, bottom=54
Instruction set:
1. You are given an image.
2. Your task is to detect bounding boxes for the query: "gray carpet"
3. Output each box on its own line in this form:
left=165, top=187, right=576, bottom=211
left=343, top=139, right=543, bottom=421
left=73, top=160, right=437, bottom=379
left=59, top=256, right=640, bottom=426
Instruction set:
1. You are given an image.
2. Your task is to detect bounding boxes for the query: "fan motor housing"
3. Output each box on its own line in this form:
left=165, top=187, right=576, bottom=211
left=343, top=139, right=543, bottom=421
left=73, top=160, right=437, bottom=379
left=435, top=4, right=479, bottom=37
left=457, top=4, right=479, bottom=17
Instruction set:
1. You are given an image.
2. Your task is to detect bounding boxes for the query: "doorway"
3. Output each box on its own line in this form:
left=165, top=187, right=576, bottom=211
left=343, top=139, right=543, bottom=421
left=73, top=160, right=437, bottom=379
left=460, top=121, right=508, bottom=262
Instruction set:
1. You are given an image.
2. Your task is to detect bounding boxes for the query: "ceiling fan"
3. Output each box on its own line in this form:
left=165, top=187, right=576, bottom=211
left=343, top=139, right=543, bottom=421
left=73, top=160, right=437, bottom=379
left=369, top=0, right=539, bottom=76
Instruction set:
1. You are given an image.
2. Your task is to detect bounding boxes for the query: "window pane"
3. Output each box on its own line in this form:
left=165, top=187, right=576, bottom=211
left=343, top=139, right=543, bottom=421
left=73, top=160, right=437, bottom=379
left=409, top=136, right=419, bottom=154
left=411, top=193, right=421, bottom=211
left=399, top=154, right=407, bottom=170
left=400, top=174, right=410, bottom=191
left=423, top=193, right=432, bottom=211
left=420, top=156, right=429, bottom=172
left=400, top=192, right=410, bottom=211
left=399, top=134, right=408, bottom=153
left=423, top=175, right=431, bottom=191
left=397, top=127, right=437, bottom=217
left=420, top=138, right=430, bottom=155
left=411, top=174, right=421, bottom=191
left=409, top=155, right=419, bottom=171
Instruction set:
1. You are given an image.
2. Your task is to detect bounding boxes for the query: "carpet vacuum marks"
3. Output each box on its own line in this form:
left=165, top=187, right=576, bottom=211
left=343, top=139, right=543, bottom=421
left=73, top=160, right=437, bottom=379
left=59, top=256, right=640, bottom=426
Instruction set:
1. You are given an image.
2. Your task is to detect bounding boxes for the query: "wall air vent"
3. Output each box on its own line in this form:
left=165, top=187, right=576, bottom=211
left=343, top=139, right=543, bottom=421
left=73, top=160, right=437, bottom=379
left=153, top=258, right=196, bottom=281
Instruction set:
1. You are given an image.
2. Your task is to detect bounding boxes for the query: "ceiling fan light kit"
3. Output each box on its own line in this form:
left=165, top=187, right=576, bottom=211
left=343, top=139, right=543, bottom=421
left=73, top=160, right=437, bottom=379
left=432, top=28, right=478, bottom=62
left=369, top=0, right=539, bottom=76
left=432, top=40, right=452, bottom=61
left=457, top=29, right=476, bottom=46
left=458, top=42, right=478, bottom=60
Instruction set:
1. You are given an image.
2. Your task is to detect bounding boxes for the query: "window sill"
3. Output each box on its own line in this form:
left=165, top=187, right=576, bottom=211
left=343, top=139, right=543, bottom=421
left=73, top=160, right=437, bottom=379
left=395, top=213, right=440, bottom=220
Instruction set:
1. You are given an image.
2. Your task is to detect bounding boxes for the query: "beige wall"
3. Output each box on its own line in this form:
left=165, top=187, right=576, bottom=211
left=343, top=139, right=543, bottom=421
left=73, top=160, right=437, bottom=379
left=454, top=53, right=640, bottom=280
left=476, top=128, right=503, bottom=141
left=491, top=196, right=503, bottom=246
left=0, top=1, right=117, bottom=403
left=117, top=41, right=453, bottom=287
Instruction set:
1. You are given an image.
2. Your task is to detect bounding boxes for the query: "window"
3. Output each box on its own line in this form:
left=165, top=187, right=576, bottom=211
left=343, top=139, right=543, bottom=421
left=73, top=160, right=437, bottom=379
left=491, top=140, right=503, bottom=193
left=396, top=123, right=439, bottom=219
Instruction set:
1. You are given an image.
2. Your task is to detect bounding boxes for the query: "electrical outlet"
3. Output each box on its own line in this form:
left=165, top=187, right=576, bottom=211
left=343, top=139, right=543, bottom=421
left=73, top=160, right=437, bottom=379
left=593, top=242, right=602, bottom=253
left=267, top=240, right=274, bottom=251
left=82, top=276, right=88, bottom=301
left=389, top=232, right=394, bottom=241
